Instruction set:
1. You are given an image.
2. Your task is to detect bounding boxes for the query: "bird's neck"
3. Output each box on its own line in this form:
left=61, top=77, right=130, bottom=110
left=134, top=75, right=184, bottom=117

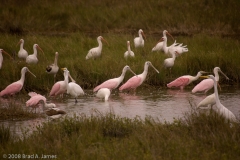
left=33, top=48, right=38, bottom=56
left=213, top=79, right=221, bottom=108
left=19, top=72, right=26, bottom=85
left=54, top=55, right=58, bottom=65
left=214, top=70, right=220, bottom=81
left=162, top=39, right=168, bottom=54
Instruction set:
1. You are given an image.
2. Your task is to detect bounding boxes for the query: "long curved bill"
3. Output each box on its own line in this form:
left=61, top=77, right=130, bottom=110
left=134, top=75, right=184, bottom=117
left=166, top=31, right=174, bottom=41
left=3, top=50, right=13, bottom=59
left=37, top=45, right=44, bottom=55
left=150, top=63, right=159, bottom=73
left=141, top=31, right=146, bottom=40
left=101, top=37, right=109, bottom=45
left=27, top=69, right=36, bottom=78
left=16, top=40, right=21, bottom=47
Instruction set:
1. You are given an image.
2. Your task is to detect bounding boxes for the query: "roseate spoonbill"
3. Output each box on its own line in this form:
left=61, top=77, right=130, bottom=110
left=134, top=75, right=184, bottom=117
left=192, top=67, right=229, bottom=94
left=163, top=51, right=179, bottom=74
left=152, top=30, right=174, bottom=52
left=197, top=93, right=215, bottom=109
left=26, top=44, right=44, bottom=64
left=96, top=88, right=111, bottom=101
left=26, top=92, right=55, bottom=112
left=46, top=52, right=59, bottom=82
left=93, top=65, right=137, bottom=92
left=119, top=61, right=159, bottom=92
left=62, top=68, right=85, bottom=103
left=0, top=49, right=13, bottom=69
left=86, top=36, right=108, bottom=60
left=167, top=71, right=207, bottom=90
left=17, top=39, right=28, bottom=59
left=200, top=75, right=237, bottom=122
left=124, top=41, right=135, bottom=58
left=134, top=29, right=146, bottom=48
left=49, top=67, right=68, bottom=97
left=0, top=67, right=36, bottom=97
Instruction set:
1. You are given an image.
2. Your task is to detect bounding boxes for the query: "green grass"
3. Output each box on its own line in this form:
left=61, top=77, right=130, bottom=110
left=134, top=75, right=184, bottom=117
left=0, top=111, right=240, bottom=160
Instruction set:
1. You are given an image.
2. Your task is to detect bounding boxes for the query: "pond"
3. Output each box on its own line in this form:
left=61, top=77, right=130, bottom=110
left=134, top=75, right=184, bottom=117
left=1, top=86, right=240, bottom=138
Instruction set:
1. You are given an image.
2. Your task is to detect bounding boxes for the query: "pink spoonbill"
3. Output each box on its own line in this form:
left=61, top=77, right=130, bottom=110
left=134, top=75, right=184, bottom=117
left=192, top=67, right=229, bottom=94
left=49, top=67, right=68, bottom=97
left=124, top=41, right=135, bottom=58
left=134, top=29, right=146, bottom=48
left=119, top=61, right=159, bottom=93
left=86, top=36, right=108, bottom=60
left=93, top=65, right=137, bottom=92
left=26, top=44, right=44, bottom=64
left=167, top=71, right=207, bottom=90
left=17, top=39, right=28, bottom=59
left=0, top=67, right=36, bottom=97
left=0, top=49, right=13, bottom=69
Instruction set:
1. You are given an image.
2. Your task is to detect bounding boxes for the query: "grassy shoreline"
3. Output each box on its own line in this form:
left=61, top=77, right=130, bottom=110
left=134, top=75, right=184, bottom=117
left=1, top=112, right=240, bottom=160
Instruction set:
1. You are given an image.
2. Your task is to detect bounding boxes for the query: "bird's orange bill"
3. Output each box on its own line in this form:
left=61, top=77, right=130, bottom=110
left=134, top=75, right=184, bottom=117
left=166, top=31, right=174, bottom=41
left=101, top=37, right=109, bottom=45
left=37, top=45, right=44, bottom=55
left=16, top=40, right=21, bottom=47
left=28, top=69, right=36, bottom=78
left=3, top=50, right=13, bottom=59
left=150, top=63, right=159, bottom=73
left=141, top=31, right=146, bottom=40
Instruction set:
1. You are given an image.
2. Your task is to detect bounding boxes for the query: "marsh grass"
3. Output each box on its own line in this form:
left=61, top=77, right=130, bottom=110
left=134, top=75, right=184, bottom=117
left=0, top=99, right=42, bottom=120
left=0, top=110, right=240, bottom=159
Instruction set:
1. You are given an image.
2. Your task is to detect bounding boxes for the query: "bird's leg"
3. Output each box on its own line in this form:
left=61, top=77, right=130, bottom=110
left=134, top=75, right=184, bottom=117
left=75, top=98, right=78, bottom=104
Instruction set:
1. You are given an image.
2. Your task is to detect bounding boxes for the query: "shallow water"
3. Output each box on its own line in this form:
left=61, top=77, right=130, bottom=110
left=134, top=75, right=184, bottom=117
left=1, top=86, right=240, bottom=138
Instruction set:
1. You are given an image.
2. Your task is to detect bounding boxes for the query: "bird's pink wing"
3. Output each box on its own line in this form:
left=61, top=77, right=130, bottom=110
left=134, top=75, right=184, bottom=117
left=49, top=83, right=60, bottom=96
left=28, top=92, right=38, bottom=97
left=0, top=82, right=23, bottom=96
left=26, top=95, right=46, bottom=107
left=167, top=77, right=189, bottom=88
left=192, top=79, right=214, bottom=93
left=93, top=79, right=118, bottom=92
left=119, top=76, right=141, bottom=91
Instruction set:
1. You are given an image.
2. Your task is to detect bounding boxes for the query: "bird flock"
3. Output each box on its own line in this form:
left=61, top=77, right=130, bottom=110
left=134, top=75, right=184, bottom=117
left=0, top=29, right=238, bottom=122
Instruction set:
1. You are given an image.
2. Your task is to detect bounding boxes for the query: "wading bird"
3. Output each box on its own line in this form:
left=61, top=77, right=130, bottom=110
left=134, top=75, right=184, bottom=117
left=0, top=67, right=36, bottom=97
left=26, top=92, right=55, bottom=112
left=192, top=67, right=229, bottom=94
left=167, top=71, right=207, bottom=90
left=119, top=61, right=159, bottom=93
left=39, top=100, right=66, bottom=119
left=86, top=36, right=108, bottom=60
left=93, top=65, right=137, bottom=92
left=124, top=41, right=135, bottom=58
left=163, top=51, right=179, bottom=75
left=134, top=29, right=146, bottom=48
left=152, top=30, right=174, bottom=52
left=62, top=68, right=85, bottom=103
left=17, top=39, right=28, bottom=59
left=26, top=44, right=44, bottom=64
left=49, top=67, right=68, bottom=97
left=0, top=49, right=13, bottom=69
left=197, top=93, right=215, bottom=109
left=96, top=88, right=111, bottom=101
left=201, top=75, right=237, bottom=122
left=46, top=52, right=59, bottom=83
